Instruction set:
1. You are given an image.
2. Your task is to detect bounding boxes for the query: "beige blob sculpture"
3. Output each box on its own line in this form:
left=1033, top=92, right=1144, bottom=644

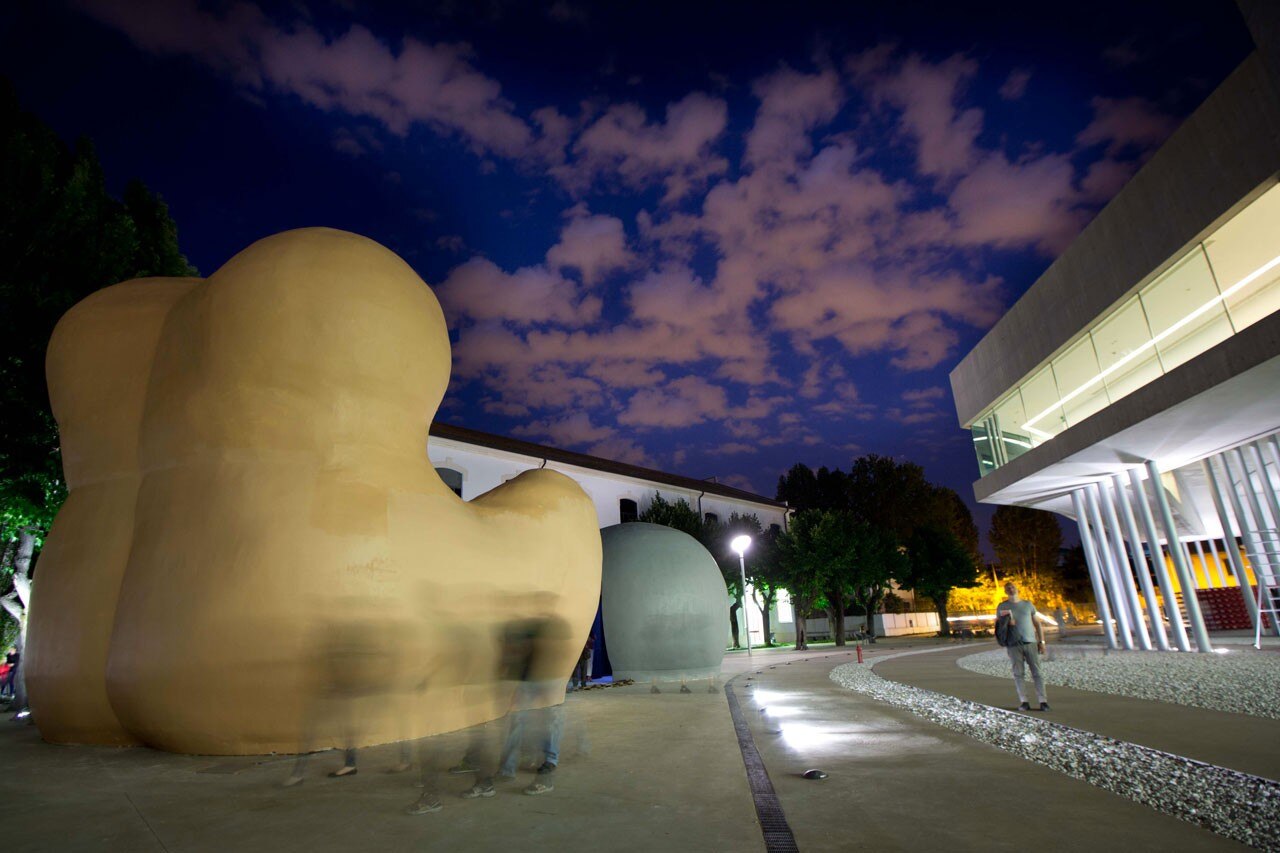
left=24, top=228, right=601, bottom=755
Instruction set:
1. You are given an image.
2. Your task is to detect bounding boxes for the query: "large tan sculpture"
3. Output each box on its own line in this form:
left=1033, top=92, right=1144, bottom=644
left=24, top=228, right=601, bottom=755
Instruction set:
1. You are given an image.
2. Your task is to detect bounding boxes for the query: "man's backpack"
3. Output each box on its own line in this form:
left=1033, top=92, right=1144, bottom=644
left=995, top=611, right=1019, bottom=647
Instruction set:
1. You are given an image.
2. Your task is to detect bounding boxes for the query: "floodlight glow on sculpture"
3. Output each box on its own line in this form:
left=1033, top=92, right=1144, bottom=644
left=24, top=228, right=601, bottom=754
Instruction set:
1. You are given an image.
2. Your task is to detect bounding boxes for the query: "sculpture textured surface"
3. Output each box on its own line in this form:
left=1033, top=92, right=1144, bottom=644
left=25, top=228, right=601, bottom=754
left=600, top=522, right=727, bottom=682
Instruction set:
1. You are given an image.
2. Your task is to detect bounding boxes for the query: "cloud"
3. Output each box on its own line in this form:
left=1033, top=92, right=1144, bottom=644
left=545, top=207, right=635, bottom=285
left=998, top=69, right=1031, bottom=100
left=435, top=257, right=601, bottom=325
left=853, top=51, right=983, bottom=179
left=1077, top=96, right=1178, bottom=155
left=79, top=0, right=546, bottom=160
left=562, top=92, right=730, bottom=201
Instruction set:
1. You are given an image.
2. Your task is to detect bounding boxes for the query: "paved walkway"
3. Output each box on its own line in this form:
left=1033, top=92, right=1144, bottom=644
left=0, top=684, right=761, bottom=853
left=873, top=644, right=1280, bottom=780
left=0, top=638, right=1264, bottom=851
left=724, top=642, right=1245, bottom=851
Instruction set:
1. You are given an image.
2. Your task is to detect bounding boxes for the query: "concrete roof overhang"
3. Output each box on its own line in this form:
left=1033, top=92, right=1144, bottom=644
left=973, top=310, right=1280, bottom=534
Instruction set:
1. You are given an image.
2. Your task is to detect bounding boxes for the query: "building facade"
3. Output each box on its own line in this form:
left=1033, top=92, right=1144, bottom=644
left=950, top=0, right=1280, bottom=652
left=427, top=423, right=797, bottom=645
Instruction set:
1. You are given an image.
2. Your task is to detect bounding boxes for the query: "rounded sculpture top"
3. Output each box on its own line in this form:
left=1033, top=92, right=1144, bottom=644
left=140, top=227, right=452, bottom=479
left=600, top=522, right=728, bottom=683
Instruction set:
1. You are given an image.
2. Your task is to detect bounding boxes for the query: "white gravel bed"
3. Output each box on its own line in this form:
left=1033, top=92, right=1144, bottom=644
left=831, top=658, right=1280, bottom=849
left=957, top=648, right=1280, bottom=719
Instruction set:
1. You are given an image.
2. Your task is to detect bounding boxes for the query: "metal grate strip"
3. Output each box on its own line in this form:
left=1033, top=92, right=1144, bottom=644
left=725, top=682, right=800, bottom=853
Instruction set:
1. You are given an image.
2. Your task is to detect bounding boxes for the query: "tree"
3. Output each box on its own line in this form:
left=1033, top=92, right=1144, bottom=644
left=704, top=512, right=764, bottom=650
left=637, top=493, right=704, bottom=540
left=777, top=511, right=828, bottom=650
left=989, top=505, right=1063, bottom=580
left=846, top=454, right=935, bottom=543
left=776, top=463, right=848, bottom=512
left=747, top=525, right=785, bottom=647
left=778, top=510, right=904, bottom=646
left=0, top=81, right=198, bottom=704
left=902, top=525, right=981, bottom=636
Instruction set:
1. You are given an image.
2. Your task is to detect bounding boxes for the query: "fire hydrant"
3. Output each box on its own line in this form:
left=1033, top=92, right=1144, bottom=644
left=856, top=642, right=864, bottom=664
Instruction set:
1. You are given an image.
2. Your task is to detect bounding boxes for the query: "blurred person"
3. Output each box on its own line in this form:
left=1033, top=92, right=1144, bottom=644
left=572, top=633, right=594, bottom=690
left=461, top=606, right=574, bottom=799
left=996, top=582, right=1049, bottom=711
left=284, top=613, right=411, bottom=786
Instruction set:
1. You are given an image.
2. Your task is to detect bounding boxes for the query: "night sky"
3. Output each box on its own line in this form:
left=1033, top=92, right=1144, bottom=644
left=0, top=1, right=1256, bottom=547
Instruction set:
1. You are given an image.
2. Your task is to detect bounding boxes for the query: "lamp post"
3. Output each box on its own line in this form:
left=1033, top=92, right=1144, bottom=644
left=731, top=534, right=753, bottom=655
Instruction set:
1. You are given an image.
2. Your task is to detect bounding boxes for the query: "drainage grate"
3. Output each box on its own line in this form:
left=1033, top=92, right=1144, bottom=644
left=725, top=682, right=800, bottom=853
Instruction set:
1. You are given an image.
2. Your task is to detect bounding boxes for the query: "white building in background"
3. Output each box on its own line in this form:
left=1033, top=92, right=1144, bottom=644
left=427, top=423, right=797, bottom=644
left=950, top=0, right=1280, bottom=652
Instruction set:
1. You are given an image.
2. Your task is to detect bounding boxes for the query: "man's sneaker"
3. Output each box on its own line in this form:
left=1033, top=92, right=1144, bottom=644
left=524, top=779, right=554, bottom=795
left=448, top=760, right=479, bottom=775
left=534, top=761, right=556, bottom=775
left=1039, top=702, right=1051, bottom=712
left=1017, top=701, right=1031, bottom=711
left=329, top=765, right=357, bottom=778
left=461, top=782, right=496, bottom=799
left=406, top=796, right=443, bottom=815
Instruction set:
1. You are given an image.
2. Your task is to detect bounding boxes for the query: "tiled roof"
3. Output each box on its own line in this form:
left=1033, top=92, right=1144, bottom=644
left=429, top=422, right=787, bottom=510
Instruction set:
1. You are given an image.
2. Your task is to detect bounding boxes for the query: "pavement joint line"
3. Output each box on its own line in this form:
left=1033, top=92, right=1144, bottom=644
left=723, top=680, right=799, bottom=853
left=123, top=791, right=171, bottom=853
left=836, top=653, right=1280, bottom=848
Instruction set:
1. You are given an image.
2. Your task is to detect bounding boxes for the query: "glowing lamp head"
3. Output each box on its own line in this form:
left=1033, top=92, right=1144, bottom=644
left=731, top=534, right=752, bottom=556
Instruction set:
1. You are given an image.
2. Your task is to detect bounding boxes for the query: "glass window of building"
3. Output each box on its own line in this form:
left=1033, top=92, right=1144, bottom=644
left=436, top=467, right=464, bottom=498
left=1018, top=366, right=1066, bottom=441
left=1092, top=295, right=1161, bottom=402
left=619, top=498, right=638, bottom=523
left=993, top=392, right=1031, bottom=461
left=1204, top=183, right=1280, bottom=332
left=704, top=512, right=719, bottom=524
left=1140, top=248, right=1232, bottom=372
left=1051, top=336, right=1109, bottom=427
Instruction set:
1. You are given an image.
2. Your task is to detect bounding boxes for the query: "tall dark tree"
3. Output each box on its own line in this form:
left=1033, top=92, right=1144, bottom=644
left=902, top=525, right=981, bottom=635
left=776, top=463, right=848, bottom=512
left=989, top=505, right=1063, bottom=580
left=778, top=509, right=904, bottom=646
left=846, top=454, right=935, bottom=543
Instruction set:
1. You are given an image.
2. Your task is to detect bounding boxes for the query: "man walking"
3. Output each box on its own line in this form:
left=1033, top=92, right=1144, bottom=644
left=996, top=582, right=1049, bottom=711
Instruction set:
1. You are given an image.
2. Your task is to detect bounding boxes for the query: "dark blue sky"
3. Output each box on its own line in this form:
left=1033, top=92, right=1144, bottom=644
left=0, top=1, right=1255, bottom=547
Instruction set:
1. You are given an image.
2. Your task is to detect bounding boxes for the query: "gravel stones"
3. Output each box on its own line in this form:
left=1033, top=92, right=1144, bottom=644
left=957, top=648, right=1280, bottom=719
left=831, top=658, right=1280, bottom=849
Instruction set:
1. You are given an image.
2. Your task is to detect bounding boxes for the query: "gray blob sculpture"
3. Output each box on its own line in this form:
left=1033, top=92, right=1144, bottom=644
left=600, top=522, right=728, bottom=682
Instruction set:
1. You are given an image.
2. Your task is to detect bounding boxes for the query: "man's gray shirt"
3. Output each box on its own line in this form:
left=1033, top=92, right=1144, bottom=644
left=996, top=599, right=1038, bottom=644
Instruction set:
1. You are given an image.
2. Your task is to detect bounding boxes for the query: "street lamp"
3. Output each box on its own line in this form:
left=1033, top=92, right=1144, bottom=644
left=731, top=534, right=753, bottom=655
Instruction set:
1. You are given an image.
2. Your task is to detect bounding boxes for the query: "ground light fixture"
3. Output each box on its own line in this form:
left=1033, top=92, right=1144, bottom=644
left=731, top=534, right=752, bottom=654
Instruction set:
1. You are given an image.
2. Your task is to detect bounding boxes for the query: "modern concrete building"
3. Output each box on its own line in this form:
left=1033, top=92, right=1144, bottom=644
left=950, top=1, right=1280, bottom=652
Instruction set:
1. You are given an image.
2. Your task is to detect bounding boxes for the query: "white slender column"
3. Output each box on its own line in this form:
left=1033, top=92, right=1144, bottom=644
left=1247, top=441, right=1280, bottom=535
left=1113, top=473, right=1170, bottom=650
left=1229, top=447, right=1280, bottom=589
left=1194, top=540, right=1223, bottom=587
left=1084, top=486, right=1135, bottom=649
left=1226, top=447, right=1280, bottom=637
left=1207, top=455, right=1264, bottom=631
left=1208, top=541, right=1230, bottom=587
left=1129, top=468, right=1190, bottom=651
left=1145, top=460, right=1213, bottom=652
left=1071, top=489, right=1118, bottom=650
left=1097, top=482, right=1152, bottom=650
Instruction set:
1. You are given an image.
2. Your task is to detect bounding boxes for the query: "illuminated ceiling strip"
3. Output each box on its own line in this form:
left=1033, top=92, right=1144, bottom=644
left=1018, top=251, right=1280, bottom=435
